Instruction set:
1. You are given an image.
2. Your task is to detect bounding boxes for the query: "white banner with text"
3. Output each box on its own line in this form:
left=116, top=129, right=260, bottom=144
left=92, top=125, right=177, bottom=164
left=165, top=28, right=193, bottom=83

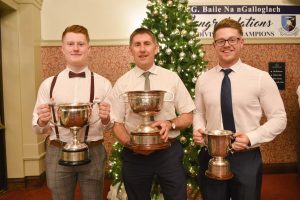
left=190, top=5, right=300, bottom=39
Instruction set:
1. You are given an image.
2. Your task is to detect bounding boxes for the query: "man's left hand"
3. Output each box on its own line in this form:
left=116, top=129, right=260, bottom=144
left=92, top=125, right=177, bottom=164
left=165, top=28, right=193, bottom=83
left=151, top=120, right=171, bottom=142
left=232, top=132, right=251, bottom=151
left=98, top=101, right=110, bottom=125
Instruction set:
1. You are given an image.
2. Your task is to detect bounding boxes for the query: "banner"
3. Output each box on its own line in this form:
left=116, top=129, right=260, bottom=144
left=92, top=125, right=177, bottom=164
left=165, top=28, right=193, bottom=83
left=190, top=5, right=300, bottom=40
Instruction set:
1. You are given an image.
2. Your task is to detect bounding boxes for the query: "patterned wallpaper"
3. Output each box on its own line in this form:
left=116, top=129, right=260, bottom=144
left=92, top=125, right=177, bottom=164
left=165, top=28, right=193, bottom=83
left=41, top=44, right=300, bottom=164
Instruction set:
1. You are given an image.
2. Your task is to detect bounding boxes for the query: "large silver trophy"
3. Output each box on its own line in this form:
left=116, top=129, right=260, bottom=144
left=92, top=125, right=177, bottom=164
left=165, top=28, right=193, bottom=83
left=203, top=130, right=234, bottom=180
left=51, top=102, right=98, bottom=166
left=123, top=90, right=173, bottom=151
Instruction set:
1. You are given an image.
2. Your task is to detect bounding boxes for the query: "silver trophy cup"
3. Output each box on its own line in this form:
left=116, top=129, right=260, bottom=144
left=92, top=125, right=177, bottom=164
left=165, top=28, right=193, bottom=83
left=51, top=102, right=98, bottom=166
left=203, top=130, right=234, bottom=180
left=123, top=90, right=173, bottom=151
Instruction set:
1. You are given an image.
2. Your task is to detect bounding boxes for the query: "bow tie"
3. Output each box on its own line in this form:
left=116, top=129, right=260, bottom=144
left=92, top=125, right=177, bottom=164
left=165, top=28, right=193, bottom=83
left=69, top=71, right=86, bottom=78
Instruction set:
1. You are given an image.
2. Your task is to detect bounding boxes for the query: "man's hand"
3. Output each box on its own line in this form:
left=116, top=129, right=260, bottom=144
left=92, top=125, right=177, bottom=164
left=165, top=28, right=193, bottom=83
left=193, top=128, right=205, bottom=145
left=231, top=132, right=251, bottom=151
left=37, top=104, right=52, bottom=127
left=150, top=120, right=171, bottom=142
left=98, top=101, right=110, bottom=125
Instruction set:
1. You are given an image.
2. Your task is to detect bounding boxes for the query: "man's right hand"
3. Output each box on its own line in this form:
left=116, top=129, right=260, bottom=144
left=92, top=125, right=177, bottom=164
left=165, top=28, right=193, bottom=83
left=193, top=128, right=205, bottom=145
left=37, top=104, right=52, bottom=127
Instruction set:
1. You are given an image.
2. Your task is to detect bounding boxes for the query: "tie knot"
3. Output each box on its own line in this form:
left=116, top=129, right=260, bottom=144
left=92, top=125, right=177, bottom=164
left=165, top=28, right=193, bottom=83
left=143, top=71, right=150, bottom=78
left=69, top=71, right=86, bottom=78
left=222, top=69, right=233, bottom=76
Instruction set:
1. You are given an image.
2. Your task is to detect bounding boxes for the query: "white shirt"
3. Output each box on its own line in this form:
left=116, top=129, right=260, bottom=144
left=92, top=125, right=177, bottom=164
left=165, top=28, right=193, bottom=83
left=193, top=60, right=287, bottom=147
left=110, top=65, right=195, bottom=138
left=32, top=67, right=112, bottom=142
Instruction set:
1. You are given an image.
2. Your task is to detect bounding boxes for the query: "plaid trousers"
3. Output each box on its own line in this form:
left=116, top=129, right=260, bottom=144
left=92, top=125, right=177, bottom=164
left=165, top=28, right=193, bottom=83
left=45, top=143, right=107, bottom=200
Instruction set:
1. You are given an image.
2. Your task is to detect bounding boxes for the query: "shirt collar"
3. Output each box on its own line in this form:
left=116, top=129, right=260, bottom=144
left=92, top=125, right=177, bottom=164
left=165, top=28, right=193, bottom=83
left=216, top=59, right=242, bottom=73
left=66, top=66, right=89, bottom=74
left=134, top=64, right=158, bottom=77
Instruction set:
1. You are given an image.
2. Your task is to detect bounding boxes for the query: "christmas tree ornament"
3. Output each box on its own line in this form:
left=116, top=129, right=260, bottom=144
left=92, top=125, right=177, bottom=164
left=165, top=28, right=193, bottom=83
left=192, top=77, right=197, bottom=83
left=189, top=167, right=195, bottom=175
left=177, top=66, right=181, bottom=73
left=191, top=53, right=197, bottom=60
left=153, top=9, right=158, bottom=16
left=178, top=4, right=184, bottom=10
left=174, top=28, right=180, bottom=35
left=180, top=136, right=187, bottom=144
left=189, top=31, right=195, bottom=36
left=179, top=52, right=186, bottom=59
left=186, top=19, right=192, bottom=25
left=158, top=32, right=164, bottom=40
left=165, top=48, right=172, bottom=55
left=188, top=39, right=194, bottom=46
left=181, top=29, right=187, bottom=36
left=163, top=14, right=168, bottom=20
left=167, top=0, right=173, bottom=7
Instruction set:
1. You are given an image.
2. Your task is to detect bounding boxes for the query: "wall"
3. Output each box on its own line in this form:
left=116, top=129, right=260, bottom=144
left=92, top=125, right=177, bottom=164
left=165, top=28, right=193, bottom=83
left=41, top=0, right=148, bottom=44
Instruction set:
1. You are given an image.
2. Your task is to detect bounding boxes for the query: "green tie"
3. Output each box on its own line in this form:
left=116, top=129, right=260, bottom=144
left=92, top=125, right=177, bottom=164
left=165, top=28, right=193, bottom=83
left=143, top=71, right=151, bottom=91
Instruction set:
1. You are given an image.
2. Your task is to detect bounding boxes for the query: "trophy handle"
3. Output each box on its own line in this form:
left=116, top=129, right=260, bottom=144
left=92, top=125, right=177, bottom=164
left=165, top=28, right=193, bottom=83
left=84, top=99, right=105, bottom=127
left=48, top=101, right=63, bottom=127
left=228, top=135, right=235, bottom=154
left=163, top=91, right=174, bottom=102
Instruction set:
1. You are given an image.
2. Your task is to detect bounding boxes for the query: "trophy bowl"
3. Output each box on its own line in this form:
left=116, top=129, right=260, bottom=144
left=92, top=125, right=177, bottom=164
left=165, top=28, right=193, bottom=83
left=58, top=103, right=90, bottom=128
left=127, top=90, right=164, bottom=117
left=56, top=103, right=92, bottom=166
left=203, top=130, right=234, bottom=180
left=126, top=90, right=171, bottom=150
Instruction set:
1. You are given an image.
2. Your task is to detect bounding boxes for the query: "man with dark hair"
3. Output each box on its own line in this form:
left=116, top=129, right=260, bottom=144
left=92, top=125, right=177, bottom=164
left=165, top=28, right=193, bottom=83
left=110, top=27, right=195, bottom=200
left=32, top=25, right=112, bottom=200
left=193, top=18, right=287, bottom=200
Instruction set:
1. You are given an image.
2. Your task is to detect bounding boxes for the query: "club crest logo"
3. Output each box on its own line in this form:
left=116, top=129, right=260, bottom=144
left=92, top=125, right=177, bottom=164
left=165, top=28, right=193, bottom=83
left=279, top=15, right=298, bottom=36
left=281, top=16, right=296, bottom=32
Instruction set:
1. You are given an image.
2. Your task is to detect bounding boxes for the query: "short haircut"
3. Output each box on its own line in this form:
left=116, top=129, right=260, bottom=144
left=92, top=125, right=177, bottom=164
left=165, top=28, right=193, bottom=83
left=213, top=18, right=243, bottom=38
left=62, top=25, right=90, bottom=42
left=129, top=27, right=157, bottom=45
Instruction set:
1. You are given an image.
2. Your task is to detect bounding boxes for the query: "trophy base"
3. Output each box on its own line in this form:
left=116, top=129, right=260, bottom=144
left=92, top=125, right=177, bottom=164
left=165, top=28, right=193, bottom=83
left=58, top=159, right=91, bottom=166
left=131, top=132, right=171, bottom=150
left=205, top=170, right=233, bottom=180
left=59, top=148, right=91, bottom=166
left=205, top=158, right=233, bottom=180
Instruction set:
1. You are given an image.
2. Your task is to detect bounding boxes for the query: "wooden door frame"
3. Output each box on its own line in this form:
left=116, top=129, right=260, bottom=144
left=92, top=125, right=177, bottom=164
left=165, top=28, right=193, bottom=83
left=0, top=17, right=8, bottom=192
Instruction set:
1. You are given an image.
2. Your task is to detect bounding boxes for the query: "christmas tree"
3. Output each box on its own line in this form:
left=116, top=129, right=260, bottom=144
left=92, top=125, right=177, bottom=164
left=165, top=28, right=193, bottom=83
left=108, top=0, right=207, bottom=199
